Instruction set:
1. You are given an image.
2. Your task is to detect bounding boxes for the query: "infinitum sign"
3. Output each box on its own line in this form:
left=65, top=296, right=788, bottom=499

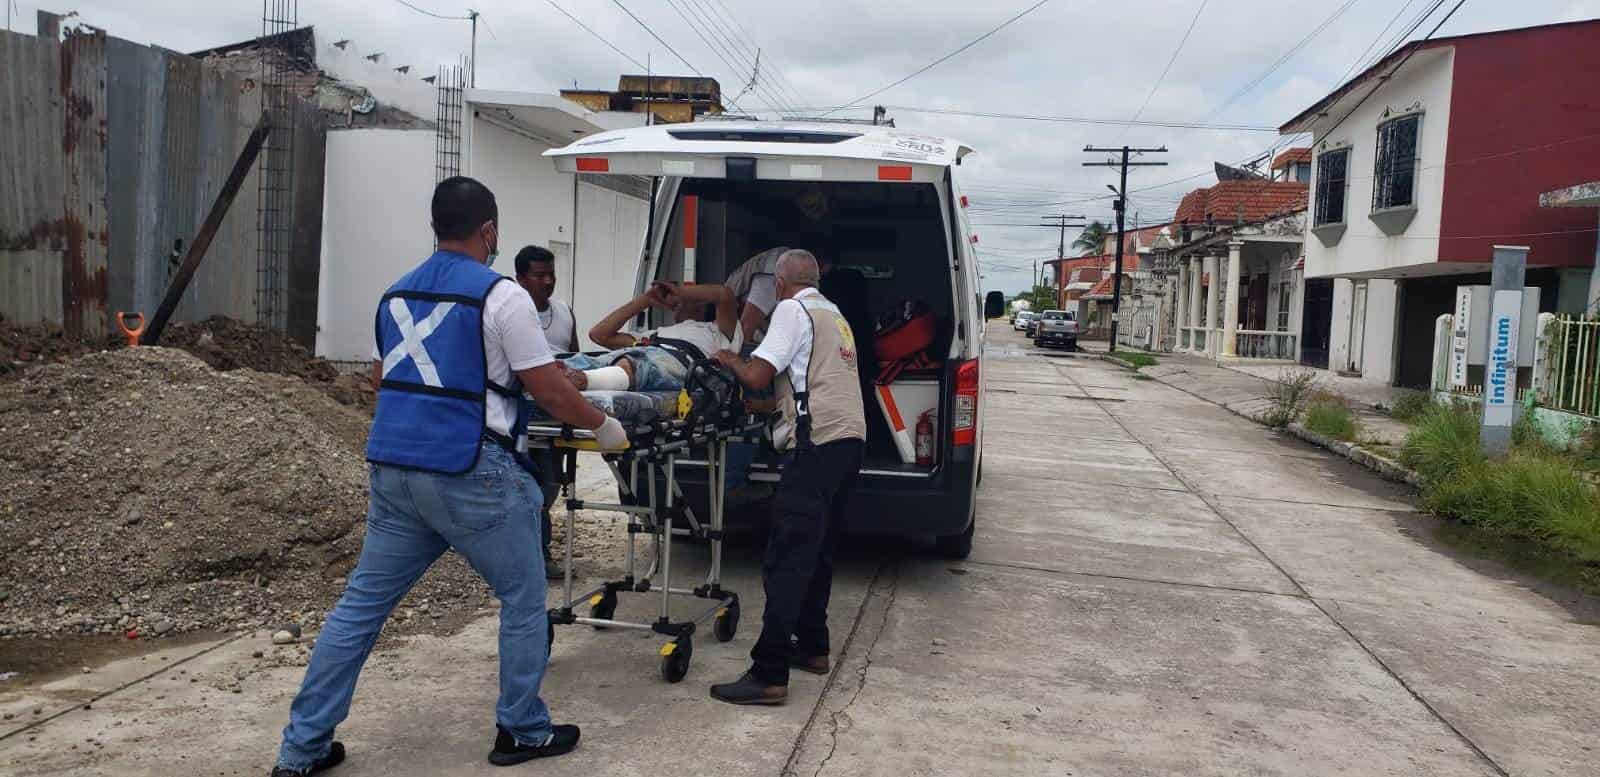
left=1480, top=246, right=1529, bottom=455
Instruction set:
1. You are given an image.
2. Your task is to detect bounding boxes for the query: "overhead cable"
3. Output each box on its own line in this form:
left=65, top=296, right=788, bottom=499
left=544, top=0, right=645, bottom=69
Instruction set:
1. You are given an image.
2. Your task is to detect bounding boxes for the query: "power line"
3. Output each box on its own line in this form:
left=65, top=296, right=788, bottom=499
left=823, top=0, right=1055, bottom=116
left=780, top=104, right=1278, bottom=131
left=659, top=0, right=763, bottom=112
left=1199, top=0, right=1363, bottom=123
left=387, top=0, right=472, bottom=20
left=1338, top=0, right=1423, bottom=83
left=685, top=0, right=808, bottom=112
left=544, top=0, right=645, bottom=69
left=1117, top=0, right=1210, bottom=142
left=609, top=1, right=700, bottom=76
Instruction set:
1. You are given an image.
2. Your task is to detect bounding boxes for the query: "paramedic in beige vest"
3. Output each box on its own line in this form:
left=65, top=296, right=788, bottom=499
left=707, top=249, right=865, bottom=706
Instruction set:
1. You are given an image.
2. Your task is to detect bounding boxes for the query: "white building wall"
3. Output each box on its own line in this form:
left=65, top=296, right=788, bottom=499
left=1304, top=47, right=1455, bottom=279
left=573, top=181, right=650, bottom=350
left=1329, top=279, right=1354, bottom=373
left=467, top=117, right=575, bottom=267
left=316, top=129, right=437, bottom=362
left=1363, top=279, right=1399, bottom=384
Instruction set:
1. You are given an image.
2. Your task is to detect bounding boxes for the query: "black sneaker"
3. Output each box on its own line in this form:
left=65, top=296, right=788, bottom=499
left=488, top=724, right=581, bottom=766
left=543, top=554, right=563, bottom=581
left=270, top=741, right=345, bottom=776
left=709, top=672, right=787, bottom=706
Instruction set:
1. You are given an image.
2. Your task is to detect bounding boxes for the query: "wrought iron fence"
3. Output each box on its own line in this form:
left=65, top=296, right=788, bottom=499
left=1547, top=316, right=1600, bottom=417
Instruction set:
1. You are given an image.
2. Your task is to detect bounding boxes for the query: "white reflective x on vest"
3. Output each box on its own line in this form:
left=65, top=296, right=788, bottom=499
left=381, top=298, right=456, bottom=387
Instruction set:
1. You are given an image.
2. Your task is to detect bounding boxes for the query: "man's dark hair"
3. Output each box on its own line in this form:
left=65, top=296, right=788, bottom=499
left=514, top=245, right=556, bottom=278
left=431, top=176, right=498, bottom=241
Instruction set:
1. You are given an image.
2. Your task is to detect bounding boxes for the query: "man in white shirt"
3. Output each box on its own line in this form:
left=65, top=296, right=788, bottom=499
left=271, top=177, right=626, bottom=776
left=560, top=281, right=741, bottom=392
left=514, top=245, right=578, bottom=579
left=514, top=245, right=578, bottom=354
left=706, top=249, right=866, bottom=706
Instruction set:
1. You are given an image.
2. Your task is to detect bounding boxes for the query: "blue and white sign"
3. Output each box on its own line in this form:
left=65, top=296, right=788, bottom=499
left=1482, top=289, right=1522, bottom=427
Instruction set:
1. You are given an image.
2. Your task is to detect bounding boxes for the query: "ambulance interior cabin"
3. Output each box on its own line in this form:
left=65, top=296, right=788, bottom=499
left=650, top=178, right=957, bottom=472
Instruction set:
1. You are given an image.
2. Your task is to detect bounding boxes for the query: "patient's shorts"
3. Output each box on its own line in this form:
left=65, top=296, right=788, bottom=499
left=563, top=347, right=686, bottom=392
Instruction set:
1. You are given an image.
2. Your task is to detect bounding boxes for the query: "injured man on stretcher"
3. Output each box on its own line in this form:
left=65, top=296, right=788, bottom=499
left=561, top=280, right=743, bottom=393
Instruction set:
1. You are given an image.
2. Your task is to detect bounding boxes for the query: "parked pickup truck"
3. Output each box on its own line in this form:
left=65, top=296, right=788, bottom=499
left=1033, top=309, right=1078, bottom=350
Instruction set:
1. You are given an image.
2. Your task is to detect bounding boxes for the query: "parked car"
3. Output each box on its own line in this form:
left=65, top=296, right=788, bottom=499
left=547, top=121, right=990, bottom=559
left=1034, top=309, right=1078, bottom=350
left=1012, top=311, right=1037, bottom=332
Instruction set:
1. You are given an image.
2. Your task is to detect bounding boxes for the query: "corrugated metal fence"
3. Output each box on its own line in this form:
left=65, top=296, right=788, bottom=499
left=0, top=23, right=323, bottom=341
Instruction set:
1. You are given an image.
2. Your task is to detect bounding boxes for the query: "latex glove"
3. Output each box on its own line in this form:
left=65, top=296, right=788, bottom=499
left=593, top=416, right=629, bottom=450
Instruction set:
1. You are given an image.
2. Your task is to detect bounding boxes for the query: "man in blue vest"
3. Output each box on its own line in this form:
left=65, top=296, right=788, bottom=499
left=271, top=176, right=627, bottom=776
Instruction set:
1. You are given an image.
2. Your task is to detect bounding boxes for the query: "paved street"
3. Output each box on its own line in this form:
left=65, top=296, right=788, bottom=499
left=5, top=326, right=1600, bottom=776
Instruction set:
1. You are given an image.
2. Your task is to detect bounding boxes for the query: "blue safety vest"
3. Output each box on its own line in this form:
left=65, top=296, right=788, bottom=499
left=367, top=250, right=526, bottom=474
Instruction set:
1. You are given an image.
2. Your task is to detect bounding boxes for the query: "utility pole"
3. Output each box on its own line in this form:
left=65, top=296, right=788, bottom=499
left=1084, top=145, right=1168, bottom=353
left=1038, top=214, right=1086, bottom=309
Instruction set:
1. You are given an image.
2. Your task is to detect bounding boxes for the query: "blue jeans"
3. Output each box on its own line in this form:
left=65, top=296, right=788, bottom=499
left=563, top=347, right=686, bottom=392
left=276, top=442, right=551, bottom=770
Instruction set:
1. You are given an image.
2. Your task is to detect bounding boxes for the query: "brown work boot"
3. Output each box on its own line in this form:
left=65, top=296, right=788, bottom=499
left=709, top=672, right=787, bottom=706
left=788, top=654, right=830, bottom=675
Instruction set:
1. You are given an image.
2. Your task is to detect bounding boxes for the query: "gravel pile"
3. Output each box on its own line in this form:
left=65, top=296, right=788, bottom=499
left=0, top=347, right=489, bottom=642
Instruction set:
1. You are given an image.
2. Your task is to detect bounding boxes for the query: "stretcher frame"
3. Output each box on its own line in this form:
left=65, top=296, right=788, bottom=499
left=529, top=412, right=765, bottom=683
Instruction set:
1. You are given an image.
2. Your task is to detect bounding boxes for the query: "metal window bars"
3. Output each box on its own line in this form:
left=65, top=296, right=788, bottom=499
left=1372, top=114, right=1420, bottom=211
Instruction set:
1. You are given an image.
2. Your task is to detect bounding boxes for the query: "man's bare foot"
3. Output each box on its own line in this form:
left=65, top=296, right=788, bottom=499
left=562, top=365, right=587, bottom=390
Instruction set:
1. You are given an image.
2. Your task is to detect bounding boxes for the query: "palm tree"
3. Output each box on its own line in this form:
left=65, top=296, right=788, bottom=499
left=1072, top=221, right=1109, bottom=255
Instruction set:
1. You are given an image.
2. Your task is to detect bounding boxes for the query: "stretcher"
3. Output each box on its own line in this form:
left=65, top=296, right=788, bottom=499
left=528, top=358, right=763, bottom=683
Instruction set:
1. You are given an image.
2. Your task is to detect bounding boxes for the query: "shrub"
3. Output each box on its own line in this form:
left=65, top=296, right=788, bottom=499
left=1304, top=394, right=1359, bottom=441
left=1386, top=389, right=1434, bottom=422
left=1400, top=403, right=1482, bottom=485
left=1119, top=352, right=1158, bottom=369
left=1402, top=403, right=1600, bottom=569
left=1264, top=368, right=1318, bottom=428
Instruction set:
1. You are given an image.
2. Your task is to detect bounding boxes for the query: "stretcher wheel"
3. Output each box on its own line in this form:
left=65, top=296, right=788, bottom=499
left=589, top=592, right=617, bottom=628
left=659, top=636, right=692, bottom=683
left=713, top=602, right=739, bottom=643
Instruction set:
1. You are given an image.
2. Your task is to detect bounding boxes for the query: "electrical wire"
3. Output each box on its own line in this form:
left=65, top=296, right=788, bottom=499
left=658, top=0, right=765, bottom=112
left=823, top=0, right=1055, bottom=116
left=387, top=0, right=472, bottom=20
left=666, top=0, right=794, bottom=113
left=684, top=0, right=809, bottom=112
left=544, top=0, right=645, bottom=69
left=1199, top=0, right=1363, bottom=123
left=1117, top=0, right=1210, bottom=142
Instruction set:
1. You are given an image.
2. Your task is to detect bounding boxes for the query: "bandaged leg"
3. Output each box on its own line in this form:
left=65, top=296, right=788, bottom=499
left=582, top=364, right=631, bottom=391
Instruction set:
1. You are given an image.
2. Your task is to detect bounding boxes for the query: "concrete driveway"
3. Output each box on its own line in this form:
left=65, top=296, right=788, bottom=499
left=4, top=327, right=1599, bottom=776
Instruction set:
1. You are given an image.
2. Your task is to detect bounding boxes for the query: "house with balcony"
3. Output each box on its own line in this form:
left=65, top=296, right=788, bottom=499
left=1161, top=172, right=1311, bottom=362
left=1283, top=18, right=1600, bottom=388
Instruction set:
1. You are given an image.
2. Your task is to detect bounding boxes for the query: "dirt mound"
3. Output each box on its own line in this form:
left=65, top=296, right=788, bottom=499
left=0, top=315, right=376, bottom=413
left=0, top=347, right=488, bottom=642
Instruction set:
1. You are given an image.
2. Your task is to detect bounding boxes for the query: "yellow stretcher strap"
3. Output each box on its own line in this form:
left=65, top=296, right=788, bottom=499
left=551, top=437, right=630, bottom=452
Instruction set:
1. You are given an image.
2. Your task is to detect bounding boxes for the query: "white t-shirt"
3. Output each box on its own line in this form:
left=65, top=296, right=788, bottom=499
left=752, top=287, right=820, bottom=390
left=537, top=298, right=577, bottom=353
left=650, top=320, right=744, bottom=356
left=374, top=279, right=554, bottom=438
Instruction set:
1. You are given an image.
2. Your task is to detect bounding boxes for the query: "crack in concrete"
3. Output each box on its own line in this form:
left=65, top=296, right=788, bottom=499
left=1057, top=360, right=1513, bottom=777
left=782, top=564, right=900, bottom=777
left=957, top=557, right=1305, bottom=600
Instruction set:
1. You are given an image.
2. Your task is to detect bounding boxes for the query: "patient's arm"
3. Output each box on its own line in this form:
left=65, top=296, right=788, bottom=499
left=587, top=291, right=658, bottom=349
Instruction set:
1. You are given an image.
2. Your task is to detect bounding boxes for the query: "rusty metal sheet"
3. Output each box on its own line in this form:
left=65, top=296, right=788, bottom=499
left=0, top=29, right=66, bottom=326
left=60, top=26, right=109, bottom=338
left=106, top=35, right=166, bottom=319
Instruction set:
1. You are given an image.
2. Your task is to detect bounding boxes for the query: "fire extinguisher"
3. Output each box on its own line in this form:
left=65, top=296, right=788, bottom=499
left=915, top=410, right=935, bottom=467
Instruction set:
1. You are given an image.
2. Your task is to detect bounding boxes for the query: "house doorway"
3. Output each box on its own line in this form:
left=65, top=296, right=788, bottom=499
left=1300, top=278, right=1332, bottom=368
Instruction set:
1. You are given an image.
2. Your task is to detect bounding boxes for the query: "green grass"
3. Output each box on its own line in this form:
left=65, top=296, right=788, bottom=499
left=1304, top=395, right=1360, bottom=441
left=1400, top=403, right=1600, bottom=579
left=1117, top=352, right=1158, bottom=369
left=1386, top=389, right=1434, bottom=423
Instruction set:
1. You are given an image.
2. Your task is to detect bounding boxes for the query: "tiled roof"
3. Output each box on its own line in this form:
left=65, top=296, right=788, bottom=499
left=1175, top=180, right=1309, bottom=225
left=1271, top=147, right=1312, bottom=170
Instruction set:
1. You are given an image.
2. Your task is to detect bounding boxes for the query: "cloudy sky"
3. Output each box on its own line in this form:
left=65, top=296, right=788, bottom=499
left=13, top=0, right=1599, bottom=293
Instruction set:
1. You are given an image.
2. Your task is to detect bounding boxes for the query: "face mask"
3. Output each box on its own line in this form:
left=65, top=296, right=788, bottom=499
left=485, top=251, right=498, bottom=268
